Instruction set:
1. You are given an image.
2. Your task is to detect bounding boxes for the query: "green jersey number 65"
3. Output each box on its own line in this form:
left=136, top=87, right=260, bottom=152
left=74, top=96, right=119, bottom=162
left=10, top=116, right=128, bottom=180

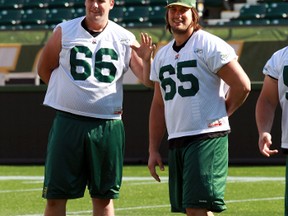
left=159, top=60, right=199, bottom=101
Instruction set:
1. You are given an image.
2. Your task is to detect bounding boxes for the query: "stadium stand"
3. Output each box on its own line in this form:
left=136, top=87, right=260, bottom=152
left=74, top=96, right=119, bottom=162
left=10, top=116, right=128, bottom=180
left=265, top=2, right=288, bottom=18
left=0, top=0, right=25, bottom=9
left=0, top=9, right=23, bottom=30
left=46, top=8, right=75, bottom=25
left=0, top=0, right=287, bottom=85
left=0, top=0, right=287, bottom=29
left=109, top=6, right=125, bottom=23
left=123, top=0, right=150, bottom=6
left=236, top=3, right=268, bottom=19
left=48, top=0, right=74, bottom=8
left=123, top=6, right=151, bottom=27
left=215, top=0, right=288, bottom=26
left=23, top=0, right=49, bottom=9
left=149, top=6, right=166, bottom=26
left=21, top=8, right=49, bottom=29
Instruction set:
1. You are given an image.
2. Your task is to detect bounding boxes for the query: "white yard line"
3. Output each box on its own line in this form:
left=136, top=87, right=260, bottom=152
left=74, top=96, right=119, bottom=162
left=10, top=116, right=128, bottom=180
left=0, top=176, right=285, bottom=182
left=15, top=197, right=285, bottom=216
left=2, top=175, right=285, bottom=216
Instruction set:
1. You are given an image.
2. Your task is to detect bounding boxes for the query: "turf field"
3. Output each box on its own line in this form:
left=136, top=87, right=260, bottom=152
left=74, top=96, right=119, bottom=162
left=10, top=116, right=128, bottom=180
left=0, top=165, right=286, bottom=216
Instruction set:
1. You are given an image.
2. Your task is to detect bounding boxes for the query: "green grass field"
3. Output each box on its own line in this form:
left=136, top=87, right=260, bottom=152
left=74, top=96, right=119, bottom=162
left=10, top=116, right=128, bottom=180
left=0, top=165, right=286, bottom=216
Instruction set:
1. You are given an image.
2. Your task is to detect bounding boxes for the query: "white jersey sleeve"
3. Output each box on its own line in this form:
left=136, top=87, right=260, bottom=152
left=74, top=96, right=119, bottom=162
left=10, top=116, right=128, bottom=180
left=151, top=30, right=236, bottom=139
left=263, top=46, right=288, bottom=149
left=43, top=18, right=135, bottom=119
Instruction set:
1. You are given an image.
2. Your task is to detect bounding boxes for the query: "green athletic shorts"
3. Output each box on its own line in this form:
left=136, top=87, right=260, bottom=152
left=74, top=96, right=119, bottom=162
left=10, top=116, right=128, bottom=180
left=42, top=111, right=125, bottom=200
left=168, top=135, right=228, bottom=213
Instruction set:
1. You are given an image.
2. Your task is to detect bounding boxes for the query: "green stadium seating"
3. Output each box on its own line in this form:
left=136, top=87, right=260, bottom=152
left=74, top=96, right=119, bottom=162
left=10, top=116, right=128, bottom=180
left=70, top=0, right=85, bottom=7
left=0, top=9, right=23, bottom=30
left=149, top=6, right=166, bottom=25
left=74, top=8, right=85, bottom=17
left=123, top=6, right=150, bottom=27
left=114, top=0, right=125, bottom=6
left=48, top=0, right=74, bottom=8
left=265, top=2, right=288, bottom=19
left=19, top=8, right=50, bottom=30
left=21, top=8, right=49, bottom=25
left=149, top=0, right=167, bottom=6
left=23, top=0, right=49, bottom=9
left=204, top=0, right=223, bottom=7
left=270, top=18, right=288, bottom=25
left=0, top=0, right=222, bottom=30
left=242, top=18, right=270, bottom=25
left=123, top=0, right=150, bottom=6
left=0, top=0, right=25, bottom=9
left=238, top=4, right=268, bottom=19
left=216, top=19, right=244, bottom=26
left=110, top=7, right=125, bottom=23
left=258, top=0, right=287, bottom=3
left=46, top=8, right=75, bottom=25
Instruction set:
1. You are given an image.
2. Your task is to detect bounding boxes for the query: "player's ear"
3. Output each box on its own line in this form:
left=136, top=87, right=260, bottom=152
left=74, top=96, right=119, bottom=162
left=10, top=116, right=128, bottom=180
left=110, top=0, right=115, bottom=8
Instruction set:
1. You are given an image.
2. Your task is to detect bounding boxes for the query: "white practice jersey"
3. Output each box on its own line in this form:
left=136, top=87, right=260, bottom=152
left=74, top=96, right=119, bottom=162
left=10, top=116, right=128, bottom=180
left=43, top=17, right=135, bottom=119
left=150, top=30, right=237, bottom=140
left=263, top=46, right=288, bottom=149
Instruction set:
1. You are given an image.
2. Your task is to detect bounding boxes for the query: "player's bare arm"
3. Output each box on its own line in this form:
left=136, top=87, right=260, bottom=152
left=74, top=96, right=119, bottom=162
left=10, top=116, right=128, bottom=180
left=37, top=27, right=62, bottom=84
left=256, top=75, right=279, bottom=157
left=217, top=59, right=251, bottom=117
left=130, top=33, right=155, bottom=88
left=148, top=83, right=166, bottom=182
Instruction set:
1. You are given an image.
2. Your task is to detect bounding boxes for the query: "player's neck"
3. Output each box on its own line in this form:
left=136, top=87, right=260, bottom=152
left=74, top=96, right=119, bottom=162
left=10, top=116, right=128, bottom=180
left=173, top=28, right=194, bottom=46
left=173, top=30, right=194, bottom=47
left=83, top=17, right=108, bottom=33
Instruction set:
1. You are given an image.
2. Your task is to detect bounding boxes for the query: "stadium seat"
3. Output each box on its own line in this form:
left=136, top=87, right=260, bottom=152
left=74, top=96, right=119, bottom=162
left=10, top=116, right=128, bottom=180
left=21, top=9, right=49, bottom=24
left=0, top=0, right=25, bottom=9
left=149, top=6, right=166, bottom=26
left=270, top=18, right=288, bottom=25
left=21, top=8, right=49, bottom=29
left=123, top=0, right=150, bottom=6
left=216, top=19, right=244, bottom=26
left=149, top=0, right=167, bottom=6
left=0, top=9, right=23, bottom=28
left=74, top=8, right=85, bottom=18
left=243, top=18, right=270, bottom=25
left=204, top=0, right=223, bottom=7
left=70, top=0, right=85, bottom=7
left=123, top=6, right=150, bottom=27
left=237, top=4, right=268, bottom=19
left=23, top=0, right=50, bottom=9
left=48, top=0, right=74, bottom=8
left=110, top=7, right=125, bottom=23
left=257, top=0, right=286, bottom=3
left=265, top=2, right=288, bottom=19
left=114, top=0, right=125, bottom=6
left=46, top=8, right=75, bottom=25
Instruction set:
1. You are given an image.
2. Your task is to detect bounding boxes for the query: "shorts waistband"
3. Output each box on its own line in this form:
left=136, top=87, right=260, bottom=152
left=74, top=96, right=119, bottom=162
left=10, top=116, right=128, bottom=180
left=56, top=110, right=107, bottom=122
left=169, top=131, right=229, bottom=149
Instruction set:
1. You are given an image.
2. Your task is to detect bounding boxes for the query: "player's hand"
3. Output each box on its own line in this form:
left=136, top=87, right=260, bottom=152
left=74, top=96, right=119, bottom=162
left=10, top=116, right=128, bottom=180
left=258, top=132, right=278, bottom=157
left=131, top=33, right=156, bottom=62
left=148, top=151, right=164, bottom=182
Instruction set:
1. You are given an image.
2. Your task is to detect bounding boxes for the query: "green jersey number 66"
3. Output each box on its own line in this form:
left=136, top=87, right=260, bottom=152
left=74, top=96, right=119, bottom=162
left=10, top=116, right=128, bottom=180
left=70, top=46, right=118, bottom=83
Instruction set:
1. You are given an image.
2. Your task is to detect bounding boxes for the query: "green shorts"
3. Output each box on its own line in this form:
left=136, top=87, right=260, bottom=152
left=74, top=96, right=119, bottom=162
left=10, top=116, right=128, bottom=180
left=168, top=135, right=228, bottom=213
left=42, top=111, right=125, bottom=200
